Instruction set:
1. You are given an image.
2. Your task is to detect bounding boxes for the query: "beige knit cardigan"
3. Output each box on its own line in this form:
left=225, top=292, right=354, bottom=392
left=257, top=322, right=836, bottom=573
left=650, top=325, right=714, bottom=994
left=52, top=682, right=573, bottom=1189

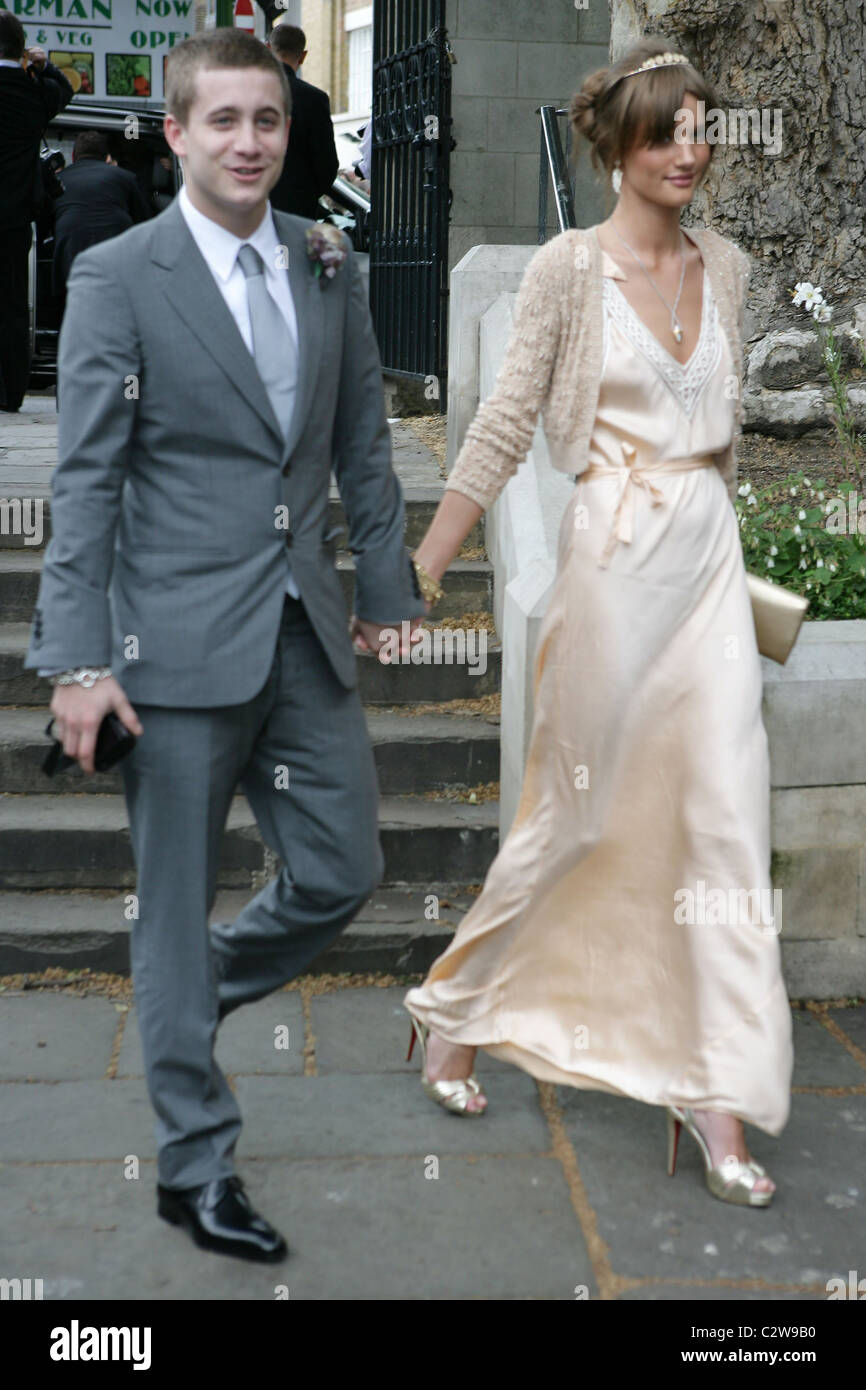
left=445, top=223, right=751, bottom=512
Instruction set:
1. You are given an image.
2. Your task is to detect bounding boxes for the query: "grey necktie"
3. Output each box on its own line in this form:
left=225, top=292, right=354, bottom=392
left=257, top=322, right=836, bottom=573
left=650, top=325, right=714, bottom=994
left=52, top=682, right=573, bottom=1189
left=236, top=242, right=297, bottom=439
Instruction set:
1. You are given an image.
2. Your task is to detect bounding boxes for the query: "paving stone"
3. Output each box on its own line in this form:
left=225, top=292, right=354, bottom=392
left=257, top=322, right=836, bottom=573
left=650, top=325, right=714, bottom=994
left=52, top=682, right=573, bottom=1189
left=312, top=985, right=511, bottom=1074
left=827, top=1003, right=866, bottom=1056
left=791, top=1007, right=866, bottom=1086
left=116, top=996, right=306, bottom=1078
left=0, top=1080, right=155, bottom=1161
left=0, top=1155, right=593, bottom=1300
left=235, top=1071, right=548, bottom=1159
left=0, top=994, right=118, bottom=1080
left=617, top=1284, right=827, bottom=1300
left=0, top=985, right=862, bottom=1299
left=556, top=1089, right=866, bottom=1287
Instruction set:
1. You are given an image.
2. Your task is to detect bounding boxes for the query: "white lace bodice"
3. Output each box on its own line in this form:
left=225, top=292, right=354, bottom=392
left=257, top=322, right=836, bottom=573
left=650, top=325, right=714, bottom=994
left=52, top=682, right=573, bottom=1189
left=583, top=250, right=736, bottom=470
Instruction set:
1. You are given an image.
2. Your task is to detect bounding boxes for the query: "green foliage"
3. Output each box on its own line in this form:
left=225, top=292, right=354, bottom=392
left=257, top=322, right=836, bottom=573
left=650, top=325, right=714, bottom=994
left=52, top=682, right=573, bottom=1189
left=735, top=473, right=866, bottom=620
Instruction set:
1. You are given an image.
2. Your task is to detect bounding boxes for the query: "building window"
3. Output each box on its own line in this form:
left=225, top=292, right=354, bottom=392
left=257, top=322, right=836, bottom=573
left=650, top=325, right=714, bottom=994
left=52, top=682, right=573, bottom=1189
left=346, top=6, right=372, bottom=115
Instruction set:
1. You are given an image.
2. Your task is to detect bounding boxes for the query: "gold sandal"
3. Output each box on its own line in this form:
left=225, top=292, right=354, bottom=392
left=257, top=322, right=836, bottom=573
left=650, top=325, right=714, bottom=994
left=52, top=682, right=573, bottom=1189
left=406, top=1013, right=488, bottom=1116
left=666, top=1105, right=774, bottom=1207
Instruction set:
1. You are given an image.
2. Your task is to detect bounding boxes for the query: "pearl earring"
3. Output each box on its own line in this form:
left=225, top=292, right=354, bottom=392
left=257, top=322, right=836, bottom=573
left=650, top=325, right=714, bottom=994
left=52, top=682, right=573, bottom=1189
left=611, top=162, right=622, bottom=194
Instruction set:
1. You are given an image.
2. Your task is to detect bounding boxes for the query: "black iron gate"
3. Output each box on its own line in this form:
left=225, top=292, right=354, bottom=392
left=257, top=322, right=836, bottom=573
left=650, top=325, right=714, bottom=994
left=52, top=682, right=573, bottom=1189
left=369, top=0, right=453, bottom=406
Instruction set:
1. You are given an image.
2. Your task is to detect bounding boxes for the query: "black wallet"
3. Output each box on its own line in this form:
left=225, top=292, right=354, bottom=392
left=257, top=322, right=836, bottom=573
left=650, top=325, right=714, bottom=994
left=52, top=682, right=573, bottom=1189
left=42, top=711, right=137, bottom=777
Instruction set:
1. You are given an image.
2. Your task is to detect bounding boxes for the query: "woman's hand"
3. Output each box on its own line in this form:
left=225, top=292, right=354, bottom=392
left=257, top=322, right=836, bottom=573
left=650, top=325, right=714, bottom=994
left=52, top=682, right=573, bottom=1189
left=350, top=614, right=426, bottom=663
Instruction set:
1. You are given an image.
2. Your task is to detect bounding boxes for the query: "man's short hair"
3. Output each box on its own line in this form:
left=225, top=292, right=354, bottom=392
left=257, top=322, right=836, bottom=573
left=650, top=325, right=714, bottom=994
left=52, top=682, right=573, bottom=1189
left=73, top=130, right=109, bottom=160
left=165, top=29, right=291, bottom=127
left=0, top=11, right=27, bottom=62
left=269, top=24, right=306, bottom=63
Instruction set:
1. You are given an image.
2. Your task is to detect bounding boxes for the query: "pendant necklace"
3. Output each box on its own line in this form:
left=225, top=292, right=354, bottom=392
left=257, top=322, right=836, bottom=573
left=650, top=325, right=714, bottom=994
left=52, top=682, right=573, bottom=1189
left=609, top=223, right=688, bottom=344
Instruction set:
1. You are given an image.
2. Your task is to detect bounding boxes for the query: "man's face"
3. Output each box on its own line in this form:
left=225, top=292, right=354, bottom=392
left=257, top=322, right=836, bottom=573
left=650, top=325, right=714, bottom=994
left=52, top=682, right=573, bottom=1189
left=164, top=65, right=290, bottom=232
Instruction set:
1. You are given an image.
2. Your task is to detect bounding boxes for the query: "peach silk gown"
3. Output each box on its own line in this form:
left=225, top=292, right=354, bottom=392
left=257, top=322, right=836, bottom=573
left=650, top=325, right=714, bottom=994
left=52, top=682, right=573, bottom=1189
left=404, top=247, right=794, bottom=1137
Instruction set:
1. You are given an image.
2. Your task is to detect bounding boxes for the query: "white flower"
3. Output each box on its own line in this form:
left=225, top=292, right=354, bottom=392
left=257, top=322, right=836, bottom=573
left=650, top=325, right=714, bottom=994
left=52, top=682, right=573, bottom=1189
left=798, top=510, right=806, bottom=520
left=799, top=557, right=807, bottom=569
left=816, top=558, right=824, bottom=567
left=803, top=477, right=811, bottom=486
left=792, top=282, right=824, bottom=312
left=801, top=542, right=807, bottom=551
left=814, top=302, right=833, bottom=323
left=806, top=582, right=812, bottom=589
left=738, top=482, right=752, bottom=496
left=829, top=563, right=837, bottom=572
left=769, top=544, right=778, bottom=556
left=747, top=493, right=757, bottom=506
left=818, top=491, right=825, bottom=500
left=790, top=486, right=797, bottom=496
left=793, top=524, right=802, bottom=536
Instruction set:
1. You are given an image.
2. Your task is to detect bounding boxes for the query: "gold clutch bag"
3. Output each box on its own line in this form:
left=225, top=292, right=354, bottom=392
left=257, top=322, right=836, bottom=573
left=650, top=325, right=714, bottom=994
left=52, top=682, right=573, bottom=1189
left=746, top=572, right=809, bottom=664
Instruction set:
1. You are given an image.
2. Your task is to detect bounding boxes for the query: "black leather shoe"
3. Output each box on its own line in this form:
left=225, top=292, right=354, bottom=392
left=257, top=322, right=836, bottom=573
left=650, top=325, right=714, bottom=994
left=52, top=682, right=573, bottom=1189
left=157, top=1176, right=288, bottom=1262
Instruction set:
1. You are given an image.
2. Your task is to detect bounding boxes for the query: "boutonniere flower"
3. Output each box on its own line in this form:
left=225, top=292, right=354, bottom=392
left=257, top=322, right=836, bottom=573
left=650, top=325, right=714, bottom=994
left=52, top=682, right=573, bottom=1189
left=306, top=223, right=348, bottom=280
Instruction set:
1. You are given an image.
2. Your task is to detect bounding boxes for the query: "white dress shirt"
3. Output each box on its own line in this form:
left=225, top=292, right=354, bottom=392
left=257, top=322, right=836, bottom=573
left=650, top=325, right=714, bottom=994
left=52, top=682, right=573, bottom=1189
left=38, top=189, right=303, bottom=676
left=178, top=184, right=300, bottom=599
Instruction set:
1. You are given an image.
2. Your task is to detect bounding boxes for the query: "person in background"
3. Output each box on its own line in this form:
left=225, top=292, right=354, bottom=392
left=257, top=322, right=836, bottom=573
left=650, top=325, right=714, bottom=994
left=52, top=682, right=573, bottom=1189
left=267, top=22, right=338, bottom=221
left=52, top=129, right=151, bottom=303
left=0, top=12, right=73, bottom=412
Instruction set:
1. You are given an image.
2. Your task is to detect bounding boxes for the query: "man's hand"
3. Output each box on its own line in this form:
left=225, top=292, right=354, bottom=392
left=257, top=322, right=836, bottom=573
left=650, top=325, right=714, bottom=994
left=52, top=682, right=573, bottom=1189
left=25, top=46, right=48, bottom=70
left=50, top=676, right=143, bottom=776
left=350, top=613, right=427, bottom=663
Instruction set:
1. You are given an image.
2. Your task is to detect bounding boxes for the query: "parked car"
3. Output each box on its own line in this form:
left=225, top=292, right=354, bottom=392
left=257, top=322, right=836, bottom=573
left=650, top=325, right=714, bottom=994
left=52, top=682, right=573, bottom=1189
left=28, top=100, right=180, bottom=390
left=27, top=99, right=370, bottom=392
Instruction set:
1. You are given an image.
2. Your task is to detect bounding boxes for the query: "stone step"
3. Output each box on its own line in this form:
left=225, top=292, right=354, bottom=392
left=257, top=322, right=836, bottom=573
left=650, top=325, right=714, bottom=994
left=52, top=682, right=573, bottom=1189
left=0, top=883, right=476, bottom=976
left=0, top=794, right=499, bottom=891
left=0, top=549, right=492, bottom=623
left=0, top=489, right=484, bottom=553
left=0, top=624, right=501, bottom=706
left=0, top=708, right=501, bottom=796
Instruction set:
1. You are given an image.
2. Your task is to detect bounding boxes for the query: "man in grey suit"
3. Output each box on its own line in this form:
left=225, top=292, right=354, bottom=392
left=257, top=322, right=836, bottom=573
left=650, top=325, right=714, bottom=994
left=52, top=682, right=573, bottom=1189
left=25, top=28, right=426, bottom=1262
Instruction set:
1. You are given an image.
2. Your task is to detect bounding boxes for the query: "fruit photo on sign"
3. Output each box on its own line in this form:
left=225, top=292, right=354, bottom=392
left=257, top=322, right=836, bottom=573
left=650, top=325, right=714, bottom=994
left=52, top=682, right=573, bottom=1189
left=106, top=53, right=151, bottom=97
left=49, top=51, right=94, bottom=95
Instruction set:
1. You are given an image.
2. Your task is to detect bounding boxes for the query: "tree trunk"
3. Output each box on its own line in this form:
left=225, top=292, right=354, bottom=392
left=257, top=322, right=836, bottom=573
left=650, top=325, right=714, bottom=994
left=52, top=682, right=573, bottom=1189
left=610, top=0, right=866, bottom=335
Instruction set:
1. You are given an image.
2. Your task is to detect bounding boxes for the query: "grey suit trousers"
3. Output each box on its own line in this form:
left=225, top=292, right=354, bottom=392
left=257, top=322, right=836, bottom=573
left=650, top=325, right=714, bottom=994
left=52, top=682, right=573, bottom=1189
left=120, top=592, right=383, bottom=1189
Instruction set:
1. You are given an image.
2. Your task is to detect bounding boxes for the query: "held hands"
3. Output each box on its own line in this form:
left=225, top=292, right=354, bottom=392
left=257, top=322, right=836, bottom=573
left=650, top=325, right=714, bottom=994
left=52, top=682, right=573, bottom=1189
left=50, top=676, right=143, bottom=776
left=350, top=609, right=429, bottom=663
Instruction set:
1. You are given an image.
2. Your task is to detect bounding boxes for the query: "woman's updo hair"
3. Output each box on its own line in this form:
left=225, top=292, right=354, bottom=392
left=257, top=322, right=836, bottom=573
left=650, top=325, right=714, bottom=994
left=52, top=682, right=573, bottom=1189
left=570, top=34, right=719, bottom=183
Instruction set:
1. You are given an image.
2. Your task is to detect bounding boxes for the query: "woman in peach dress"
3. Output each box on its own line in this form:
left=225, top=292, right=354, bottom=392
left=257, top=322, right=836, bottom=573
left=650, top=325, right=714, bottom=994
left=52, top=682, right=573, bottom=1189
left=401, top=40, right=793, bottom=1207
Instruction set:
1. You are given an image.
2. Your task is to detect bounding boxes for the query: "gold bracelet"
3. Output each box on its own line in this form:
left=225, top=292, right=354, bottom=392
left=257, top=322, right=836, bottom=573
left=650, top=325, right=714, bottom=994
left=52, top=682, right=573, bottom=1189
left=411, top=554, right=445, bottom=606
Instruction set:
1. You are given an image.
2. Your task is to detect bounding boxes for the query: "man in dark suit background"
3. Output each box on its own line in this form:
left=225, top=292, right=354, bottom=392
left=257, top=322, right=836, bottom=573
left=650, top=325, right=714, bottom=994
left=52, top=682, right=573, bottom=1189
left=267, top=22, right=338, bottom=221
left=0, top=12, right=73, bottom=411
left=52, top=129, right=151, bottom=301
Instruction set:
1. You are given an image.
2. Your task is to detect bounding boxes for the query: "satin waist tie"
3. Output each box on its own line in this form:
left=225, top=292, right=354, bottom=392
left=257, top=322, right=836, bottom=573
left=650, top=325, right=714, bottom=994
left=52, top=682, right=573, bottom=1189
left=579, top=442, right=718, bottom=568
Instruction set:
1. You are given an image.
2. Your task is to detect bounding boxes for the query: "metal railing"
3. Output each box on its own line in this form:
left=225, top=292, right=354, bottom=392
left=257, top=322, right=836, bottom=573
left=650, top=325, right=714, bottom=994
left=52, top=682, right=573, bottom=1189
left=537, top=104, right=576, bottom=242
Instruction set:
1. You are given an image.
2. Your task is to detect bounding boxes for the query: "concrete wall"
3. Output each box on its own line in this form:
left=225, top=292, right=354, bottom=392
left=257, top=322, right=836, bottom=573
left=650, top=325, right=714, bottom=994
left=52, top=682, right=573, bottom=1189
left=448, top=0, right=611, bottom=272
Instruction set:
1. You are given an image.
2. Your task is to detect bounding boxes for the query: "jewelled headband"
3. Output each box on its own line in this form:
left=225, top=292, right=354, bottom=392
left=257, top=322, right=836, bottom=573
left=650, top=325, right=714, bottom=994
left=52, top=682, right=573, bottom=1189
left=611, top=51, right=692, bottom=87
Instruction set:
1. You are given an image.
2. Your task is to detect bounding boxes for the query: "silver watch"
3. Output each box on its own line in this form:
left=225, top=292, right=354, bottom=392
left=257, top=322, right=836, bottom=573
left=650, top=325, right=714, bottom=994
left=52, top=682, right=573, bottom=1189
left=49, top=667, right=113, bottom=688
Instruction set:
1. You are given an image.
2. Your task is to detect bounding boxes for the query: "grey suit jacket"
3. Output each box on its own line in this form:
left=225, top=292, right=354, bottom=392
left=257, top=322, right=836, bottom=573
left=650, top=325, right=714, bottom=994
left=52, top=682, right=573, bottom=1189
left=25, top=198, right=426, bottom=702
